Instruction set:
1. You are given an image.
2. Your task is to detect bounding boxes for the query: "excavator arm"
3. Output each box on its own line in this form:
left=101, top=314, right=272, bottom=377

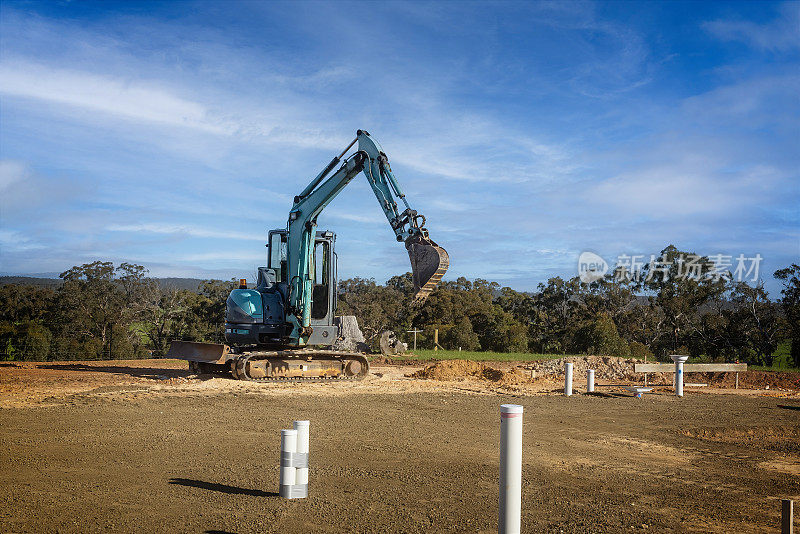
left=286, top=130, right=449, bottom=343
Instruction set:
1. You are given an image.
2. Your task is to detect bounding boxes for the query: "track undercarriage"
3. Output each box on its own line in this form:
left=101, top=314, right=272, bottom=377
left=173, top=341, right=369, bottom=382
left=229, top=349, right=369, bottom=382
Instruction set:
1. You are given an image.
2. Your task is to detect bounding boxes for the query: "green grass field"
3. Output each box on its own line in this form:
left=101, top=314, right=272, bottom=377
left=397, top=350, right=576, bottom=362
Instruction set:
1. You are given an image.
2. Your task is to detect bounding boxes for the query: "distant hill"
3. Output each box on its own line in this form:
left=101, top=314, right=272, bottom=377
left=0, top=276, right=64, bottom=288
left=0, top=276, right=214, bottom=292
left=153, top=278, right=210, bottom=291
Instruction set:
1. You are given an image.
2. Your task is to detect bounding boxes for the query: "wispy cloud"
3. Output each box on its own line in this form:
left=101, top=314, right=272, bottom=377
left=106, top=223, right=264, bottom=241
left=0, top=229, right=47, bottom=252
left=321, top=211, right=385, bottom=225
left=587, top=163, right=790, bottom=217
left=0, top=60, right=226, bottom=133
left=0, top=159, right=28, bottom=190
left=704, top=2, right=800, bottom=52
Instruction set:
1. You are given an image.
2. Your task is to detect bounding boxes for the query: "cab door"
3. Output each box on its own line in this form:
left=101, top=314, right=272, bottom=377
left=310, top=239, right=330, bottom=321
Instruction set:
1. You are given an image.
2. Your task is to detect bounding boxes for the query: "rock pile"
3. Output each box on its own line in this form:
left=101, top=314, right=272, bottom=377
left=522, top=356, right=638, bottom=381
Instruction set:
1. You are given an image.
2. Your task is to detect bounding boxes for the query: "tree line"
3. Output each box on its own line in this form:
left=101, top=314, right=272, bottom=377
left=0, top=261, right=234, bottom=362
left=340, top=245, right=798, bottom=367
left=1, top=246, right=798, bottom=366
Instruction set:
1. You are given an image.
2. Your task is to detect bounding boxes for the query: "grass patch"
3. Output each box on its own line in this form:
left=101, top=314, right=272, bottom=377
left=400, top=350, right=577, bottom=362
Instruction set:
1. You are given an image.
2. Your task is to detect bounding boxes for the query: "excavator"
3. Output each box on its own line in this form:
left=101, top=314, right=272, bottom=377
left=167, top=130, right=449, bottom=381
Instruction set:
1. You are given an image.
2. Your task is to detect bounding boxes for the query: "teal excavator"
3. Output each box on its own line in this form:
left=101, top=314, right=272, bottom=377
left=168, top=130, right=449, bottom=381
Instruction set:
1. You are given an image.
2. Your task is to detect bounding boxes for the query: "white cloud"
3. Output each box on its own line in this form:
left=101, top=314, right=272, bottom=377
left=587, top=163, right=789, bottom=218
left=387, top=121, right=573, bottom=184
left=0, top=60, right=230, bottom=134
left=427, top=199, right=472, bottom=212
left=680, top=74, right=800, bottom=128
left=171, top=250, right=263, bottom=263
left=322, top=211, right=385, bottom=224
left=704, top=3, right=800, bottom=52
left=0, top=229, right=47, bottom=252
left=106, top=223, right=263, bottom=241
left=0, top=160, right=28, bottom=190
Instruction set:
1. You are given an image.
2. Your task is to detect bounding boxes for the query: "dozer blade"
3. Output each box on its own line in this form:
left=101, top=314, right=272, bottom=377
left=406, top=234, right=449, bottom=305
left=166, top=340, right=231, bottom=364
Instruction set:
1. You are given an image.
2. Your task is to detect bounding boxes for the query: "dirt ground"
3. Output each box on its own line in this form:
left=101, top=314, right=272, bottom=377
left=1, top=359, right=799, bottom=533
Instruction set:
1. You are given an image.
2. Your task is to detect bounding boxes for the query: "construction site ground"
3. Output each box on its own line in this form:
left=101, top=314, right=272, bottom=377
left=1, top=358, right=798, bottom=533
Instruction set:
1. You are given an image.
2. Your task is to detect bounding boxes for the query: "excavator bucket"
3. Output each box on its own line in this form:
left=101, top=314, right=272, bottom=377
left=406, top=234, right=449, bottom=305
left=166, top=340, right=231, bottom=364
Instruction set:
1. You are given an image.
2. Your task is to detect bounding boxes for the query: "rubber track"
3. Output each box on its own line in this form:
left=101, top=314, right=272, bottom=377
left=231, top=350, right=370, bottom=382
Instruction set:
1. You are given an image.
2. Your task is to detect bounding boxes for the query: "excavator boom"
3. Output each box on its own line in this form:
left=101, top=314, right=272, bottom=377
left=286, top=130, right=448, bottom=343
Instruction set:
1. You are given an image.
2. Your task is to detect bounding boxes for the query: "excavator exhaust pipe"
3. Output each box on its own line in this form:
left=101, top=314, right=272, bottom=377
left=406, top=234, right=449, bottom=305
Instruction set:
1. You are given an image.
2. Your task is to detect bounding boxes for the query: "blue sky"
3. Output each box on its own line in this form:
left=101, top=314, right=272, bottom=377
left=0, top=1, right=797, bottom=294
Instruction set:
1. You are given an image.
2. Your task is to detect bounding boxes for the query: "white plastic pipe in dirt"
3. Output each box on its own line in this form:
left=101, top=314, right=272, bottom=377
left=564, top=362, right=573, bottom=396
left=279, top=429, right=298, bottom=498
left=293, top=420, right=310, bottom=498
left=671, top=355, right=689, bottom=397
left=587, top=369, right=595, bottom=393
left=499, top=404, right=523, bottom=534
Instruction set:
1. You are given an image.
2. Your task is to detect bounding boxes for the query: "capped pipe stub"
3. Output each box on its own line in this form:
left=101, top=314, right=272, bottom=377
left=293, top=420, right=310, bottom=454
left=281, top=429, right=298, bottom=452
left=670, top=354, right=689, bottom=363
left=500, top=404, right=524, bottom=415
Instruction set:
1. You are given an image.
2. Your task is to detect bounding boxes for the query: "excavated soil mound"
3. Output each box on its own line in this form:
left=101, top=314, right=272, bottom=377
left=409, top=360, right=530, bottom=385
left=522, top=356, right=638, bottom=380
left=693, top=371, right=800, bottom=390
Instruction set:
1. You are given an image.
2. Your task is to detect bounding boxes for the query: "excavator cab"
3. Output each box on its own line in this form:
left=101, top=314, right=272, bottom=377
left=220, top=230, right=339, bottom=348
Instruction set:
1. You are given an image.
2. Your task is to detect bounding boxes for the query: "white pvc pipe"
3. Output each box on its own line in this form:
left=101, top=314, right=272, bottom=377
left=564, top=362, right=573, bottom=396
left=499, top=404, right=523, bottom=534
left=671, top=355, right=689, bottom=397
left=293, top=420, right=310, bottom=498
left=586, top=369, right=595, bottom=393
left=279, top=429, right=297, bottom=498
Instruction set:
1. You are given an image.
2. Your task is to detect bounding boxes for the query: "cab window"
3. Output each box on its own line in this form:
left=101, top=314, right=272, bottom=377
left=268, top=233, right=287, bottom=282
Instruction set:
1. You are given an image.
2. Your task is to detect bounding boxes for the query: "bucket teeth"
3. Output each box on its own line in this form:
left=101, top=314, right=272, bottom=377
left=405, top=234, right=449, bottom=305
